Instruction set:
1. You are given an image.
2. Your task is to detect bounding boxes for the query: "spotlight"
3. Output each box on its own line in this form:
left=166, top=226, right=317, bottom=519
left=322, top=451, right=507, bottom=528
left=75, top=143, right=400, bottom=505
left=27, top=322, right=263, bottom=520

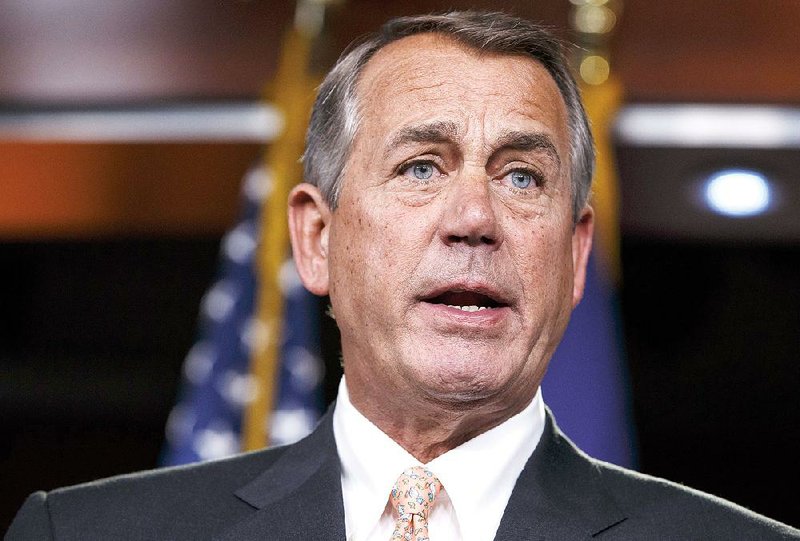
left=703, top=169, right=771, bottom=217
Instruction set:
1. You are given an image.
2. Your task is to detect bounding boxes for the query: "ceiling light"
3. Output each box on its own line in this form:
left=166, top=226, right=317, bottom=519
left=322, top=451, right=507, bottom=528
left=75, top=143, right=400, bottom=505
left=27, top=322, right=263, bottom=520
left=703, top=169, right=771, bottom=217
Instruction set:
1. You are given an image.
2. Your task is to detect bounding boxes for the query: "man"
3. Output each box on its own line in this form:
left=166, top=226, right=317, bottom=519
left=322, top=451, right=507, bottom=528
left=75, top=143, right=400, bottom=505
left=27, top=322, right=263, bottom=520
left=7, top=11, right=798, bottom=540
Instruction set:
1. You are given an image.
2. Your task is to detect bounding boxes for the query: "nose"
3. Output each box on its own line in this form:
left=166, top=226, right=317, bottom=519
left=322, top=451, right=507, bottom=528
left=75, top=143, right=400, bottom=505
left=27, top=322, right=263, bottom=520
left=438, top=170, right=503, bottom=249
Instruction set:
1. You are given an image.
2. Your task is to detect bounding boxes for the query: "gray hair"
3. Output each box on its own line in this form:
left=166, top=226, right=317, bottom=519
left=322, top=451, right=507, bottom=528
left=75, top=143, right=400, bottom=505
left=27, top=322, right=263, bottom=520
left=302, top=11, right=594, bottom=222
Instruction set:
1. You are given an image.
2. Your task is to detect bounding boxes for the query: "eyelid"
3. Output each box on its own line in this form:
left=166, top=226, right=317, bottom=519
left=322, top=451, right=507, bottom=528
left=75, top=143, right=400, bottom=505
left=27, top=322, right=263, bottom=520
left=501, top=165, right=545, bottom=188
left=396, top=156, right=444, bottom=176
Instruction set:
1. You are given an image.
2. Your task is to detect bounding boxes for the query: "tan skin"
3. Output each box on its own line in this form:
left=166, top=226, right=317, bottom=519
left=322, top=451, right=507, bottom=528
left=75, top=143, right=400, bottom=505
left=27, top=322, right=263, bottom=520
left=289, top=34, right=594, bottom=463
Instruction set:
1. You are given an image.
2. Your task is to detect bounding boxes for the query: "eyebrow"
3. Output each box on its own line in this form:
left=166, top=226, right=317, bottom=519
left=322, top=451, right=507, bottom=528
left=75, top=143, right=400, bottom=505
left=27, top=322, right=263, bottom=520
left=493, top=131, right=562, bottom=167
left=383, top=123, right=563, bottom=168
left=384, top=121, right=460, bottom=156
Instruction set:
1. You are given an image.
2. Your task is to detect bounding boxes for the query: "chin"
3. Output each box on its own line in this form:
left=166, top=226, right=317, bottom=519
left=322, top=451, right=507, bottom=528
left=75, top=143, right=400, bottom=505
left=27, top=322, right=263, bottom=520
left=405, top=347, right=524, bottom=405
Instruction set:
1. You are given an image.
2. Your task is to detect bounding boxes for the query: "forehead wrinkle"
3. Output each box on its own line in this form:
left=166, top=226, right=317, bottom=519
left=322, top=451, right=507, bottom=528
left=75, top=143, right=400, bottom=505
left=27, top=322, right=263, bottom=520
left=383, top=120, right=461, bottom=158
left=492, top=131, right=562, bottom=167
left=353, top=34, right=571, bottom=180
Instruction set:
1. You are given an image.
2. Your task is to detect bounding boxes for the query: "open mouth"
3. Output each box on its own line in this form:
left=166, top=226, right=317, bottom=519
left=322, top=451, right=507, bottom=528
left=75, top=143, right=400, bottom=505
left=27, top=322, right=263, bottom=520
left=423, top=289, right=508, bottom=312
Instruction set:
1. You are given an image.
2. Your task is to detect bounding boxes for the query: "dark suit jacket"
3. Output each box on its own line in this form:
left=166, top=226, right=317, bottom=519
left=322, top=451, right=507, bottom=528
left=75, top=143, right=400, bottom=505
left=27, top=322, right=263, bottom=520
left=6, top=408, right=799, bottom=540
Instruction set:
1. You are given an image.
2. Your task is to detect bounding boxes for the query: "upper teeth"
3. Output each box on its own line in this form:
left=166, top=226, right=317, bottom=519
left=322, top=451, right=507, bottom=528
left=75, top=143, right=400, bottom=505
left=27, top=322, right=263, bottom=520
left=447, top=305, right=488, bottom=312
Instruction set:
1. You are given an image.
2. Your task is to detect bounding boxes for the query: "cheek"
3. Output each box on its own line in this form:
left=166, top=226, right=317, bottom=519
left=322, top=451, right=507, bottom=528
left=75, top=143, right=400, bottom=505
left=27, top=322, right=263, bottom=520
left=509, top=221, right=574, bottom=300
left=329, top=200, right=404, bottom=293
left=363, top=197, right=431, bottom=263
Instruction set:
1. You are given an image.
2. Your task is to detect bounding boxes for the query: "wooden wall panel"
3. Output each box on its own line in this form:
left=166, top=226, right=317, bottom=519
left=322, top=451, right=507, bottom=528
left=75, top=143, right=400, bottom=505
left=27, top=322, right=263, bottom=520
left=0, top=143, right=260, bottom=238
left=2, top=0, right=797, bottom=104
left=615, top=0, right=800, bottom=102
left=1, top=0, right=798, bottom=238
left=0, top=0, right=294, bottom=103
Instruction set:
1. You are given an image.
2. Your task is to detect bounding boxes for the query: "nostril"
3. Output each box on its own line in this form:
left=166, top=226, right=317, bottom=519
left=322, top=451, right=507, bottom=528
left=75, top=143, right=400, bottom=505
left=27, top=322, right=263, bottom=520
left=446, top=233, right=497, bottom=246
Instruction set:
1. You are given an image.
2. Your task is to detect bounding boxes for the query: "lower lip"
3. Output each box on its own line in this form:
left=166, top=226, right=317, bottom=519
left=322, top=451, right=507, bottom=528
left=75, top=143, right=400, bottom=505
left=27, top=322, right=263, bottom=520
left=417, top=301, right=511, bottom=328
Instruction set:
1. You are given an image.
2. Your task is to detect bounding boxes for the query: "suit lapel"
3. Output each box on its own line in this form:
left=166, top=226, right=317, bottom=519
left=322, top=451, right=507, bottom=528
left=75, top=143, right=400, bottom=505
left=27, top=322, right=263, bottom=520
left=214, top=407, right=346, bottom=541
left=494, top=410, right=627, bottom=540
left=212, top=405, right=627, bottom=540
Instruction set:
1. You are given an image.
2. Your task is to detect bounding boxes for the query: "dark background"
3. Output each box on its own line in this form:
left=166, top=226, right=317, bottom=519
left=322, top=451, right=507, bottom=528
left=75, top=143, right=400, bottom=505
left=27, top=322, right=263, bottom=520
left=2, top=0, right=799, bottom=532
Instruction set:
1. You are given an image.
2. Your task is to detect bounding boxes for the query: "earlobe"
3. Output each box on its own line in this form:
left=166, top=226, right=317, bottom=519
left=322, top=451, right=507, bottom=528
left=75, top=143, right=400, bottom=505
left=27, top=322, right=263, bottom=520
left=571, top=206, right=595, bottom=307
left=288, top=183, right=331, bottom=296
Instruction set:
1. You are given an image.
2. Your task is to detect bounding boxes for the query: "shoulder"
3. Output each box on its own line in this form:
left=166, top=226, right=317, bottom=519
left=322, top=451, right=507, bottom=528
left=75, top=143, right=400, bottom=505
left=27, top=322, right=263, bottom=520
left=530, top=413, right=799, bottom=539
left=591, top=458, right=799, bottom=539
left=5, top=446, right=289, bottom=541
left=6, top=406, right=341, bottom=540
left=53, top=444, right=287, bottom=498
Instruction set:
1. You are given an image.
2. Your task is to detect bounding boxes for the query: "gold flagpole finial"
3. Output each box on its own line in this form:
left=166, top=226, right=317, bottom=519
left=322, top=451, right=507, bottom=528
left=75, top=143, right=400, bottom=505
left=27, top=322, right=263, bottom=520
left=570, top=0, right=623, bottom=86
left=294, top=0, right=345, bottom=39
left=570, top=0, right=625, bottom=282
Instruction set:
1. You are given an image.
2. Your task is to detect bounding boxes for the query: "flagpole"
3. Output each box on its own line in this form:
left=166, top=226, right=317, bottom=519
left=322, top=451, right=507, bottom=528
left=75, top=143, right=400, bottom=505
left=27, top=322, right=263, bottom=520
left=242, top=0, right=338, bottom=451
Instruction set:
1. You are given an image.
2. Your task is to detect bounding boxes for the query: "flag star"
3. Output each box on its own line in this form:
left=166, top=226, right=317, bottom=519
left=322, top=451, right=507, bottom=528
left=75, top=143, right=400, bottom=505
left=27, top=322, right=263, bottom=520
left=269, top=408, right=317, bottom=446
left=165, top=405, right=197, bottom=444
left=222, top=222, right=258, bottom=264
left=192, top=423, right=239, bottom=461
left=184, top=342, right=216, bottom=385
left=239, top=316, right=272, bottom=355
left=285, top=346, right=324, bottom=392
left=201, top=280, right=238, bottom=322
left=215, top=370, right=259, bottom=408
left=243, top=165, right=274, bottom=203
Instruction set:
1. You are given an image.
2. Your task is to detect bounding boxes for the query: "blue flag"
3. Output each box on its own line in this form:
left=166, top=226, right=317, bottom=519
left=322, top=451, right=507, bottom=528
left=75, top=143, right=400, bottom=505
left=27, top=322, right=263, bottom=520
left=542, top=252, right=637, bottom=467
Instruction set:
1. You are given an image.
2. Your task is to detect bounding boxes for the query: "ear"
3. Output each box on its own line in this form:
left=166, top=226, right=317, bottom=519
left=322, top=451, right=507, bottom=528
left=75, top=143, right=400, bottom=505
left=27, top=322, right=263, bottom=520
left=571, top=205, right=594, bottom=307
left=288, top=183, right=331, bottom=296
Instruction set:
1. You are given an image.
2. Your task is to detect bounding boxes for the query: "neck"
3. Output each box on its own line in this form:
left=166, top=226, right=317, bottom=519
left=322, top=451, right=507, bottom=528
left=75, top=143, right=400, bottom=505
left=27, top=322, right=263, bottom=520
left=345, top=375, right=533, bottom=463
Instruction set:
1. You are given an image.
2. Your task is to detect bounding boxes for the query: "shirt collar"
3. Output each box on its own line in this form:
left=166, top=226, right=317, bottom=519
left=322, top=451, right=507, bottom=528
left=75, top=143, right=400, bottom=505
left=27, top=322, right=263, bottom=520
left=333, top=376, right=546, bottom=541
left=334, top=378, right=420, bottom=539
left=427, top=389, right=545, bottom=540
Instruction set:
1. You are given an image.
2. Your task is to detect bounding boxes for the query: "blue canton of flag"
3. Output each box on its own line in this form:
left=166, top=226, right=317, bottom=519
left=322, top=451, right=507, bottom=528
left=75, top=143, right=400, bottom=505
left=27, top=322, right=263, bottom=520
left=162, top=164, right=324, bottom=466
left=542, top=252, right=637, bottom=468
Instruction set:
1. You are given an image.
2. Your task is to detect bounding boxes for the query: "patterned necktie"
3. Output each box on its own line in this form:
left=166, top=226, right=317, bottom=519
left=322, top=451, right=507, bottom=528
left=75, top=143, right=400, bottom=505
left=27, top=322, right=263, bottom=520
left=389, top=466, right=442, bottom=541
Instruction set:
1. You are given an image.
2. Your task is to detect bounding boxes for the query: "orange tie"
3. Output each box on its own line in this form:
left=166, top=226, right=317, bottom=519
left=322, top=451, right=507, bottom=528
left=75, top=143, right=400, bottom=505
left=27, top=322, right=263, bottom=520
left=389, top=466, right=442, bottom=541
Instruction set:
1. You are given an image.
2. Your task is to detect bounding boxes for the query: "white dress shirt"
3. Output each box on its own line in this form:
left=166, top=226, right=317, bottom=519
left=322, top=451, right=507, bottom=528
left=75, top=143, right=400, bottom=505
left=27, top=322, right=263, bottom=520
left=333, top=377, right=546, bottom=541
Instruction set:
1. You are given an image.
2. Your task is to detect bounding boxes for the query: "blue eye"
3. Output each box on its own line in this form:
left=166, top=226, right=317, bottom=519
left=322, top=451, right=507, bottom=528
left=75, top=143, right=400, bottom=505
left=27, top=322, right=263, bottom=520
left=510, top=171, right=534, bottom=189
left=410, top=162, right=434, bottom=180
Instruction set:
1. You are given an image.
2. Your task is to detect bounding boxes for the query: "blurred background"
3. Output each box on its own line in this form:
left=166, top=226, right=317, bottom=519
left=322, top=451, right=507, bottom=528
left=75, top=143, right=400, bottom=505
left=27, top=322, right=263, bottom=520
left=2, top=0, right=798, bottom=531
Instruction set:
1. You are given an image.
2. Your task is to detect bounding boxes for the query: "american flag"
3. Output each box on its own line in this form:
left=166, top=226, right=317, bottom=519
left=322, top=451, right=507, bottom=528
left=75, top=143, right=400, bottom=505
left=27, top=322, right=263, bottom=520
left=161, top=163, right=324, bottom=465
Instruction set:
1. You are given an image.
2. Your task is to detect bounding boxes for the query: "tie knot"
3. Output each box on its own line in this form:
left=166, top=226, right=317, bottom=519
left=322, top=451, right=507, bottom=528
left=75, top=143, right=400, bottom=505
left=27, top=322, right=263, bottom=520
left=390, top=466, right=442, bottom=521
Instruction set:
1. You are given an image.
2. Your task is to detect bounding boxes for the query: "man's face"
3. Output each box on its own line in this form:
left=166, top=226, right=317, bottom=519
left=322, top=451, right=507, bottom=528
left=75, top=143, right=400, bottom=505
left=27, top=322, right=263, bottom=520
left=299, top=33, right=592, bottom=414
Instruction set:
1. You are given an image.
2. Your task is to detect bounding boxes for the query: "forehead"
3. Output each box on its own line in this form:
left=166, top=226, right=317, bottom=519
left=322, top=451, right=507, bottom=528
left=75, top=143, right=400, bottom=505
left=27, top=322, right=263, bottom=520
left=353, top=33, right=570, bottom=153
